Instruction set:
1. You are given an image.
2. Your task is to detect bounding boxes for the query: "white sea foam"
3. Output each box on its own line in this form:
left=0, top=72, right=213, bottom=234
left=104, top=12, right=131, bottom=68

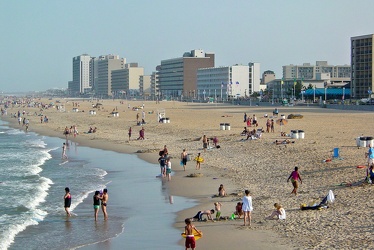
left=6, top=129, right=24, bottom=135
left=0, top=208, right=47, bottom=250
left=25, top=138, right=47, bottom=149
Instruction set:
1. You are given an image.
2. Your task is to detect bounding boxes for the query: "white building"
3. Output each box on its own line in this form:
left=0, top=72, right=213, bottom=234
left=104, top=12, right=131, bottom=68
left=249, top=62, right=261, bottom=93
left=71, top=54, right=92, bottom=94
left=197, top=65, right=254, bottom=100
left=283, top=61, right=350, bottom=80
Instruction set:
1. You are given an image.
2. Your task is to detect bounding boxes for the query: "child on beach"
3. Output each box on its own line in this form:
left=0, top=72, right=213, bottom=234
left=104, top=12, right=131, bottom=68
left=184, top=218, right=202, bottom=250
left=242, top=189, right=253, bottom=226
left=194, top=153, right=204, bottom=170
left=214, top=202, right=222, bottom=220
left=166, top=158, right=172, bottom=181
left=218, top=184, right=226, bottom=197
left=266, top=203, right=286, bottom=220
left=235, top=202, right=243, bottom=219
left=287, top=167, right=302, bottom=195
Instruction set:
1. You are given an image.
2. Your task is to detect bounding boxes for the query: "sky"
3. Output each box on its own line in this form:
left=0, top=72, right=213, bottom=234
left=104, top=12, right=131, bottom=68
left=1, top=0, right=374, bottom=92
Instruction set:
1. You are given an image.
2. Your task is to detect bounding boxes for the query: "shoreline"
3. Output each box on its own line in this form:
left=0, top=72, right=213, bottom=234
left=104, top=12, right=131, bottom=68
left=1, top=104, right=292, bottom=249
left=3, top=98, right=374, bottom=249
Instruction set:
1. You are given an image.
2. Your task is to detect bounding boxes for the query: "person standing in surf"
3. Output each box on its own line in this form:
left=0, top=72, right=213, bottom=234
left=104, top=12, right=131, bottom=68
left=62, top=143, right=68, bottom=159
left=101, top=189, right=109, bottom=220
left=64, top=187, right=71, bottom=216
left=93, top=191, right=101, bottom=221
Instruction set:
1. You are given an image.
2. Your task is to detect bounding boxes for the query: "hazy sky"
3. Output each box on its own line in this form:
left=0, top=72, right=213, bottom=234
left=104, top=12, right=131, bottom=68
left=1, top=0, right=374, bottom=92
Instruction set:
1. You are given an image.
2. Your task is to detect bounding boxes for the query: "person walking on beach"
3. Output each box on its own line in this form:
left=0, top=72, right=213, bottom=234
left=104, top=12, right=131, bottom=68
left=93, top=191, right=101, bottom=221
left=202, top=135, right=208, bottom=152
left=62, top=143, right=68, bottom=159
left=64, top=187, right=71, bottom=216
left=271, top=119, right=275, bottom=133
left=181, top=149, right=188, bottom=171
left=194, top=153, right=204, bottom=170
left=242, top=189, right=253, bottom=226
left=287, top=167, right=302, bottom=195
left=184, top=218, right=202, bottom=250
left=243, top=112, right=247, bottom=123
left=136, top=113, right=140, bottom=123
left=128, top=127, right=132, bottom=142
left=158, top=153, right=166, bottom=177
left=101, top=189, right=108, bottom=220
left=165, top=157, right=172, bottom=181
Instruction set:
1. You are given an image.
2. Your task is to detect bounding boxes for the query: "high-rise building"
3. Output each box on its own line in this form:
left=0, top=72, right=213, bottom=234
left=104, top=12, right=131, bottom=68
left=157, top=49, right=215, bottom=97
left=261, top=70, right=276, bottom=85
left=111, top=63, right=144, bottom=97
left=139, top=75, right=151, bottom=97
left=351, top=34, right=374, bottom=99
left=96, top=55, right=126, bottom=97
left=70, top=54, right=92, bottom=95
left=150, top=72, right=159, bottom=100
left=248, top=62, right=261, bottom=93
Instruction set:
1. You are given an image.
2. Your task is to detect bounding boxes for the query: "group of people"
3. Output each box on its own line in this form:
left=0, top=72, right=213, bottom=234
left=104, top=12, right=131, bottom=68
left=158, top=146, right=172, bottom=181
left=64, top=187, right=109, bottom=221
left=63, top=125, right=79, bottom=138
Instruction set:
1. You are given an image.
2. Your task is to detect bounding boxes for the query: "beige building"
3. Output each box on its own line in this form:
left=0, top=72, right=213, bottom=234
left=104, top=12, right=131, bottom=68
left=111, top=63, right=144, bottom=97
left=351, top=34, right=374, bottom=99
left=139, top=75, right=151, bottom=97
left=157, top=49, right=215, bottom=98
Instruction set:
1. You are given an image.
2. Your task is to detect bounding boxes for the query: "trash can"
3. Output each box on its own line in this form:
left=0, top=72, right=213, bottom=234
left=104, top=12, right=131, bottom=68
left=281, top=114, right=286, bottom=119
left=165, top=118, right=170, bottom=123
left=225, top=123, right=231, bottom=131
left=298, top=130, right=305, bottom=139
left=366, top=136, right=374, bottom=147
left=220, top=123, right=225, bottom=130
left=360, top=136, right=367, bottom=147
left=356, top=137, right=361, bottom=147
left=162, top=118, right=167, bottom=124
left=291, top=130, right=299, bottom=139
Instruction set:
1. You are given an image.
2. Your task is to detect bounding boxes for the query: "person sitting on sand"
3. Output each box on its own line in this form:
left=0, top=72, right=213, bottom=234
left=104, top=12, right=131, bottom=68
left=192, top=209, right=215, bottom=222
left=241, top=127, right=249, bottom=136
left=235, top=202, right=243, bottom=219
left=266, top=203, right=286, bottom=220
left=218, top=184, right=226, bottom=197
left=88, top=126, right=93, bottom=133
left=246, top=129, right=256, bottom=140
left=274, top=139, right=295, bottom=145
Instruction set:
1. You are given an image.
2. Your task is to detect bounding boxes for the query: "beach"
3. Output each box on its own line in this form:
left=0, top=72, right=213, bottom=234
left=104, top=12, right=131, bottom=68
left=2, top=98, right=374, bottom=249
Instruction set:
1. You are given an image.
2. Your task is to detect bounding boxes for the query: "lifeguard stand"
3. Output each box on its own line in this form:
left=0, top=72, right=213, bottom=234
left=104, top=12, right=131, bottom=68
left=157, top=109, right=166, bottom=122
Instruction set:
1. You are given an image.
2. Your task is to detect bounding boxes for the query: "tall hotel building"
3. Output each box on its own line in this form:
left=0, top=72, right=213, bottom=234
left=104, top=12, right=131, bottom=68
left=96, top=55, right=125, bottom=97
left=283, top=61, right=350, bottom=80
left=70, top=54, right=92, bottom=95
left=157, top=49, right=215, bottom=97
left=351, top=34, right=374, bottom=99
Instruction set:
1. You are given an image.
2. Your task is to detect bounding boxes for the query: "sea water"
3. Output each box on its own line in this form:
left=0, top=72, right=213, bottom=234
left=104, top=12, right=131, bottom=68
left=0, top=120, right=196, bottom=250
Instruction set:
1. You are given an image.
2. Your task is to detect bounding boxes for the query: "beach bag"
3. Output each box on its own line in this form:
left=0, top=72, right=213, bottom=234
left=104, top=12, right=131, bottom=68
left=180, top=161, right=183, bottom=166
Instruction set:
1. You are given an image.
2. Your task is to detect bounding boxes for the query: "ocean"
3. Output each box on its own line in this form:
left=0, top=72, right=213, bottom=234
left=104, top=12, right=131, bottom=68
left=0, top=119, right=196, bottom=250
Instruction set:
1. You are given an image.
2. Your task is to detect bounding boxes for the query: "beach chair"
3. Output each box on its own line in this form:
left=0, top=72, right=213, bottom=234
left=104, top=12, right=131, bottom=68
left=255, top=128, right=263, bottom=139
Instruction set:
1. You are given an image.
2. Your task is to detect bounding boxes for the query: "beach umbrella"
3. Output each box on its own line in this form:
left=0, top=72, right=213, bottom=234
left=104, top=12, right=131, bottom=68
left=276, top=119, right=288, bottom=132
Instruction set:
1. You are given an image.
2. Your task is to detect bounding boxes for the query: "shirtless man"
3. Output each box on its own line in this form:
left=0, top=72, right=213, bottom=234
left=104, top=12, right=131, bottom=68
left=101, top=188, right=109, bottom=220
left=181, top=149, right=188, bottom=171
left=192, top=209, right=215, bottom=222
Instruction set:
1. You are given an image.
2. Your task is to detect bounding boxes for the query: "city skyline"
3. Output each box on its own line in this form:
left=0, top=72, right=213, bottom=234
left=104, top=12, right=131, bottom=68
left=1, top=0, right=374, bottom=92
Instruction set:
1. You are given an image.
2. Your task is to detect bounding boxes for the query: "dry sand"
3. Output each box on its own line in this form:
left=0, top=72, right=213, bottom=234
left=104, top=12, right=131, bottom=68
left=4, top=98, right=374, bottom=249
